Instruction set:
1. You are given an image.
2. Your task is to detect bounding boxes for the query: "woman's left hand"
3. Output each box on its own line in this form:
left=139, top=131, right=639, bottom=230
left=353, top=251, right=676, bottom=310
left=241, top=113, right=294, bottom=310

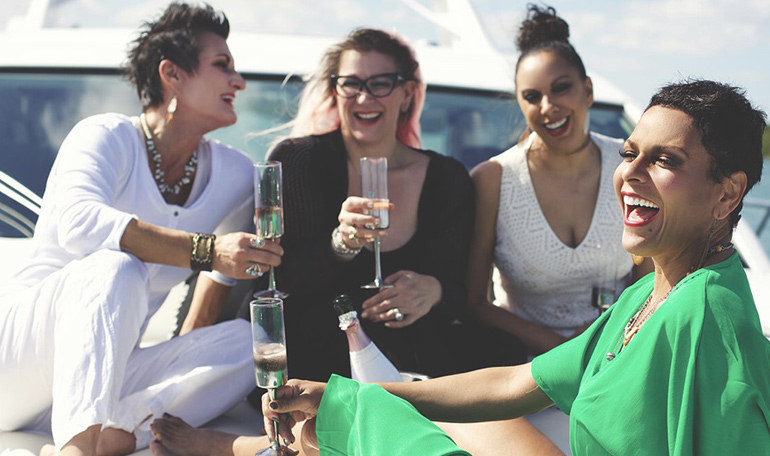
left=360, top=271, right=442, bottom=328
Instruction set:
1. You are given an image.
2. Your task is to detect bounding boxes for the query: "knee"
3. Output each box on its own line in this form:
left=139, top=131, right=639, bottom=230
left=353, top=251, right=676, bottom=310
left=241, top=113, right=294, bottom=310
left=87, top=250, right=149, bottom=288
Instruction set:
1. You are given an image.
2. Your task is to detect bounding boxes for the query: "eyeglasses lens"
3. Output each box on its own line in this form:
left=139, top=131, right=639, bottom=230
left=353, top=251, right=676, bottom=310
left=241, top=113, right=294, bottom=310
left=335, top=74, right=400, bottom=98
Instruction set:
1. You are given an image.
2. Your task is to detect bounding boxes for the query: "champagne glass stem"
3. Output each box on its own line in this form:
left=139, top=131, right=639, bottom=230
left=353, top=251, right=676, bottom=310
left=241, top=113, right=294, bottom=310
left=373, top=236, right=384, bottom=286
left=268, top=265, right=277, bottom=293
left=269, top=387, right=281, bottom=449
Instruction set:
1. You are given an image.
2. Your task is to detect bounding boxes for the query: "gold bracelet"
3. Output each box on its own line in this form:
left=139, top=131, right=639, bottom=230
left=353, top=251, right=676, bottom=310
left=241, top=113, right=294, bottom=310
left=331, top=227, right=362, bottom=259
left=191, top=232, right=216, bottom=271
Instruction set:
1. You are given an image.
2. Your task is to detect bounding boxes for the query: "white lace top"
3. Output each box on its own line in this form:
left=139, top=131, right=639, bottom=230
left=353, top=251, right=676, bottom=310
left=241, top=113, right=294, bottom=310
left=490, top=132, right=634, bottom=336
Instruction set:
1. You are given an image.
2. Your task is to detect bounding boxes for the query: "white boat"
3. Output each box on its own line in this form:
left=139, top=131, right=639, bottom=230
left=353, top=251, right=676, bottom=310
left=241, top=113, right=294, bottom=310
left=1, top=1, right=768, bottom=455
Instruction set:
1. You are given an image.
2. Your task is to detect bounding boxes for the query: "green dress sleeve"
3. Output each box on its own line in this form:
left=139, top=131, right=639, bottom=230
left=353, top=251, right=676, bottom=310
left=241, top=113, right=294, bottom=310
left=316, top=375, right=470, bottom=456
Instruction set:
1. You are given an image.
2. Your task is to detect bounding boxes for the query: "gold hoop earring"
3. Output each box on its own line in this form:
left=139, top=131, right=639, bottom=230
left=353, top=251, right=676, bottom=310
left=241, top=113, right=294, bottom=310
left=166, top=94, right=178, bottom=123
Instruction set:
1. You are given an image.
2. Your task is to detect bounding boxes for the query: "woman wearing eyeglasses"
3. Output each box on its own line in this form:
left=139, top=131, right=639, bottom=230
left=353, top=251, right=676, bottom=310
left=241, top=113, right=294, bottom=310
left=183, top=28, right=504, bottom=385
left=249, top=27, right=479, bottom=382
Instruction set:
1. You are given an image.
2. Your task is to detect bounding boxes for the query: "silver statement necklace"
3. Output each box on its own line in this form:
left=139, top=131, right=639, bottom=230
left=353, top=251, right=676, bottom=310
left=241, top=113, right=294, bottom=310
left=140, top=113, right=197, bottom=195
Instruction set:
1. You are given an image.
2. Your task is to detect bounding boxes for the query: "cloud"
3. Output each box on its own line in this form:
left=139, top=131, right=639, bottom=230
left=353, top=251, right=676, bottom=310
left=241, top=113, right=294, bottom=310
left=579, top=0, right=770, bottom=55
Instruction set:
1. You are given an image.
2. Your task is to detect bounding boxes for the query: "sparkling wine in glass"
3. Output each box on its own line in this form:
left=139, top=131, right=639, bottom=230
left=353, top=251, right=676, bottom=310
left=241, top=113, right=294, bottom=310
left=360, top=157, right=393, bottom=289
left=250, top=297, right=291, bottom=455
left=253, top=161, right=288, bottom=298
left=591, top=242, right=619, bottom=314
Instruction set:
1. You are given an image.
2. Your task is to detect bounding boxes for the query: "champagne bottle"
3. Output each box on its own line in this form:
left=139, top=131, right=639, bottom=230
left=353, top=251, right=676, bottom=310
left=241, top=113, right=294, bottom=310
left=333, top=294, right=402, bottom=383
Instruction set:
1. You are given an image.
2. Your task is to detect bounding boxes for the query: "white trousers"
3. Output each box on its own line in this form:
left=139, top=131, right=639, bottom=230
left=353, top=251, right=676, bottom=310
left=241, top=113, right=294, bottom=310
left=0, top=250, right=254, bottom=450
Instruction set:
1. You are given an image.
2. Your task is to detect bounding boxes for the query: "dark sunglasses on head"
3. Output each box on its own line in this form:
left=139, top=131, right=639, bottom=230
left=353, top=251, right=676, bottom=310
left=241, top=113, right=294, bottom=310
left=331, top=73, right=405, bottom=98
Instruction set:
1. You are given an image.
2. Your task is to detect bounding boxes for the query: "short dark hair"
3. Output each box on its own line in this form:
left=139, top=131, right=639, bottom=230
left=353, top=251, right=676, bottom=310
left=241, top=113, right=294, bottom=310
left=647, top=79, right=766, bottom=227
left=515, top=4, right=587, bottom=81
left=122, top=2, right=230, bottom=109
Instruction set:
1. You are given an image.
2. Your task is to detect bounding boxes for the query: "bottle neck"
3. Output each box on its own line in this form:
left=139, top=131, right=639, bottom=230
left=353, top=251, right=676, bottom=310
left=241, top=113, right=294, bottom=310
left=339, top=314, right=372, bottom=352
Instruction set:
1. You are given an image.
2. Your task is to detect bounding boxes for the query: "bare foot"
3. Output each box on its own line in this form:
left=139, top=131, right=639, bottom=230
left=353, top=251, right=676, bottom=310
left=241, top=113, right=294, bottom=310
left=39, top=444, right=56, bottom=456
left=150, top=415, right=238, bottom=456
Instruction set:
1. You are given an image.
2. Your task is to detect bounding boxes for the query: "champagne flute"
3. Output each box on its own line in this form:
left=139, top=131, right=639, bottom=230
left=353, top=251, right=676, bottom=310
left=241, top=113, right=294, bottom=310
left=360, top=157, right=394, bottom=289
left=250, top=297, right=291, bottom=456
left=253, top=162, right=288, bottom=298
left=591, top=242, right=618, bottom=314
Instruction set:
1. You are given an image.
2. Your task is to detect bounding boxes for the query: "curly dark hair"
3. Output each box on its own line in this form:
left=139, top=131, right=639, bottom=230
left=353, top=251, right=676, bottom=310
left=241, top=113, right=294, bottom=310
left=122, top=2, right=230, bottom=110
left=514, top=4, right=586, bottom=80
left=648, top=79, right=766, bottom=227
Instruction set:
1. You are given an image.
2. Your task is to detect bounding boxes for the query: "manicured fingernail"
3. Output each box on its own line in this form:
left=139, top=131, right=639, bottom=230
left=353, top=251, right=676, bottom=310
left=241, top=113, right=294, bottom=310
left=366, top=202, right=373, bottom=208
left=269, top=401, right=278, bottom=410
left=374, top=218, right=381, bottom=225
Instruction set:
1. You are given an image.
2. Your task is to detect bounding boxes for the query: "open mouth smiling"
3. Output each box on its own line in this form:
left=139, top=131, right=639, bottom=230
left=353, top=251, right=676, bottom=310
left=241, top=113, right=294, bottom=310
left=543, top=116, right=569, bottom=136
left=623, top=194, right=659, bottom=226
left=354, top=112, right=382, bottom=122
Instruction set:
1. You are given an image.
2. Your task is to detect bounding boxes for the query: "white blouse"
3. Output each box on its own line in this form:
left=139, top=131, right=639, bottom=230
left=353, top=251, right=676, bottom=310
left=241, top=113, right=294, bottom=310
left=10, top=113, right=253, bottom=317
left=490, top=132, right=634, bottom=336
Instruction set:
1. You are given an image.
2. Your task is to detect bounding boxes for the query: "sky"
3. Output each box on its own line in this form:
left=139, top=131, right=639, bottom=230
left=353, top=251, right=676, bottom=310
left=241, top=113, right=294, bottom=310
left=2, top=0, right=769, bottom=115
left=475, top=0, right=770, bottom=114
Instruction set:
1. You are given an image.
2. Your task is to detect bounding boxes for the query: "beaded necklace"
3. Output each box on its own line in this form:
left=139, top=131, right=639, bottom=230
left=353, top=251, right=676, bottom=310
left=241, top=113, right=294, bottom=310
left=140, top=113, right=197, bottom=195
left=606, top=242, right=734, bottom=362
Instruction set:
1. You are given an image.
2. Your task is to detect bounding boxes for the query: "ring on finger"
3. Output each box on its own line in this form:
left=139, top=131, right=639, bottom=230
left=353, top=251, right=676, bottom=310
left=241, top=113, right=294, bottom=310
left=250, top=237, right=266, bottom=249
left=348, top=226, right=363, bottom=246
left=391, top=308, right=405, bottom=322
left=246, top=263, right=264, bottom=277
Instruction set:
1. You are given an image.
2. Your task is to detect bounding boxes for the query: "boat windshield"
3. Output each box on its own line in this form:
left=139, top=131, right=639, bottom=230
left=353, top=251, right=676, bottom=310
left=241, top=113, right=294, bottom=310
left=0, top=70, right=632, bottom=238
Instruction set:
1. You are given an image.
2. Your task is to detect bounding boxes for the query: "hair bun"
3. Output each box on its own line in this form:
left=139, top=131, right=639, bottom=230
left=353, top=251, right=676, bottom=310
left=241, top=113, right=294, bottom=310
left=516, top=4, right=570, bottom=53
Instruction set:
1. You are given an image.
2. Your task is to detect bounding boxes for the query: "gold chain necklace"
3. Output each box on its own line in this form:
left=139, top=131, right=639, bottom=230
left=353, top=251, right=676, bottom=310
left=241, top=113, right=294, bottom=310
left=606, top=289, right=671, bottom=361
left=605, top=242, right=734, bottom=362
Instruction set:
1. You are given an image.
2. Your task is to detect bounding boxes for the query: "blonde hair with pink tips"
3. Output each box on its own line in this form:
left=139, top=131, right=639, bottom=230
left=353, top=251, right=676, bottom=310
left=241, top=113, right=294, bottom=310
left=290, top=28, right=425, bottom=149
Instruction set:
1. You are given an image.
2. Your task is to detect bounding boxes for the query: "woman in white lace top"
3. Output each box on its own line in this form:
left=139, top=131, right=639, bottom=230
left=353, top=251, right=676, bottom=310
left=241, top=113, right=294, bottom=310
left=467, top=5, right=652, bottom=356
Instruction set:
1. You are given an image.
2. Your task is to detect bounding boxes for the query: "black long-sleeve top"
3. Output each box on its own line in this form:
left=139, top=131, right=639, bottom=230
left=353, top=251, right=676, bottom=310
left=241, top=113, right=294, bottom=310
left=239, top=130, right=474, bottom=380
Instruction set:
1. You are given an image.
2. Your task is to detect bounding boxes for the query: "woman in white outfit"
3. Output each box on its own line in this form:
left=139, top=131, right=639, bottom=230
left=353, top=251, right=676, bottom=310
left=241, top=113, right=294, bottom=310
left=467, top=5, right=652, bottom=357
left=0, top=3, right=282, bottom=455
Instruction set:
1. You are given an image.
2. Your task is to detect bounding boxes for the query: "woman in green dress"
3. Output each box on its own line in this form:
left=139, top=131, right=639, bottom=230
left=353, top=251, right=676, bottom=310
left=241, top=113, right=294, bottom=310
left=260, top=79, right=770, bottom=456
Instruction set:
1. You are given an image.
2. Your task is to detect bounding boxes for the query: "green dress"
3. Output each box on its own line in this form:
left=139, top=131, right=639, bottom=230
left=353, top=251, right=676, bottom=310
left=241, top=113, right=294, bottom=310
left=316, top=375, right=469, bottom=455
left=532, top=253, right=770, bottom=455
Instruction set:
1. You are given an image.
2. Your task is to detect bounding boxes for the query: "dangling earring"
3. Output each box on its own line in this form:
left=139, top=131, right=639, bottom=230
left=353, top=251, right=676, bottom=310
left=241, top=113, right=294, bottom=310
left=166, top=94, right=178, bottom=123
left=583, top=111, right=591, bottom=135
left=691, top=219, right=718, bottom=273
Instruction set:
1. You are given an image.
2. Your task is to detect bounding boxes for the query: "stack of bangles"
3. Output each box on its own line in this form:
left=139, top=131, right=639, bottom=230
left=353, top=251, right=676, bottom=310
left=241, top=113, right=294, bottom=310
left=331, top=226, right=362, bottom=259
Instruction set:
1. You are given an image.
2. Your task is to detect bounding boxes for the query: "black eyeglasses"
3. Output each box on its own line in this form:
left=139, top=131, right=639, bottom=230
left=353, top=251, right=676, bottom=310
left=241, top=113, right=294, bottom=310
left=331, top=73, right=405, bottom=98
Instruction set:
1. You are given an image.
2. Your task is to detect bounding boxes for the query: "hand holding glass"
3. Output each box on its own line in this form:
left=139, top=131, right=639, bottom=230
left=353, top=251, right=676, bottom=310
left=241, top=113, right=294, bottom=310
left=253, top=161, right=288, bottom=298
left=360, top=157, right=393, bottom=289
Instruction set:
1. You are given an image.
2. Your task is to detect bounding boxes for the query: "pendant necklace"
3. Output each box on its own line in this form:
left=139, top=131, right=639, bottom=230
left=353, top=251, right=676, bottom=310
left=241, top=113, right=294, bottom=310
left=140, top=113, right=197, bottom=195
left=605, top=289, right=671, bottom=361
left=605, top=242, right=734, bottom=362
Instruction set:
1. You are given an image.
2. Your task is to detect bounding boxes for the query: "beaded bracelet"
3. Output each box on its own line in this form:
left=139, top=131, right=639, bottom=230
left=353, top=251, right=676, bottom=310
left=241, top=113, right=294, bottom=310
left=191, top=232, right=216, bottom=271
left=331, top=227, right=362, bottom=259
